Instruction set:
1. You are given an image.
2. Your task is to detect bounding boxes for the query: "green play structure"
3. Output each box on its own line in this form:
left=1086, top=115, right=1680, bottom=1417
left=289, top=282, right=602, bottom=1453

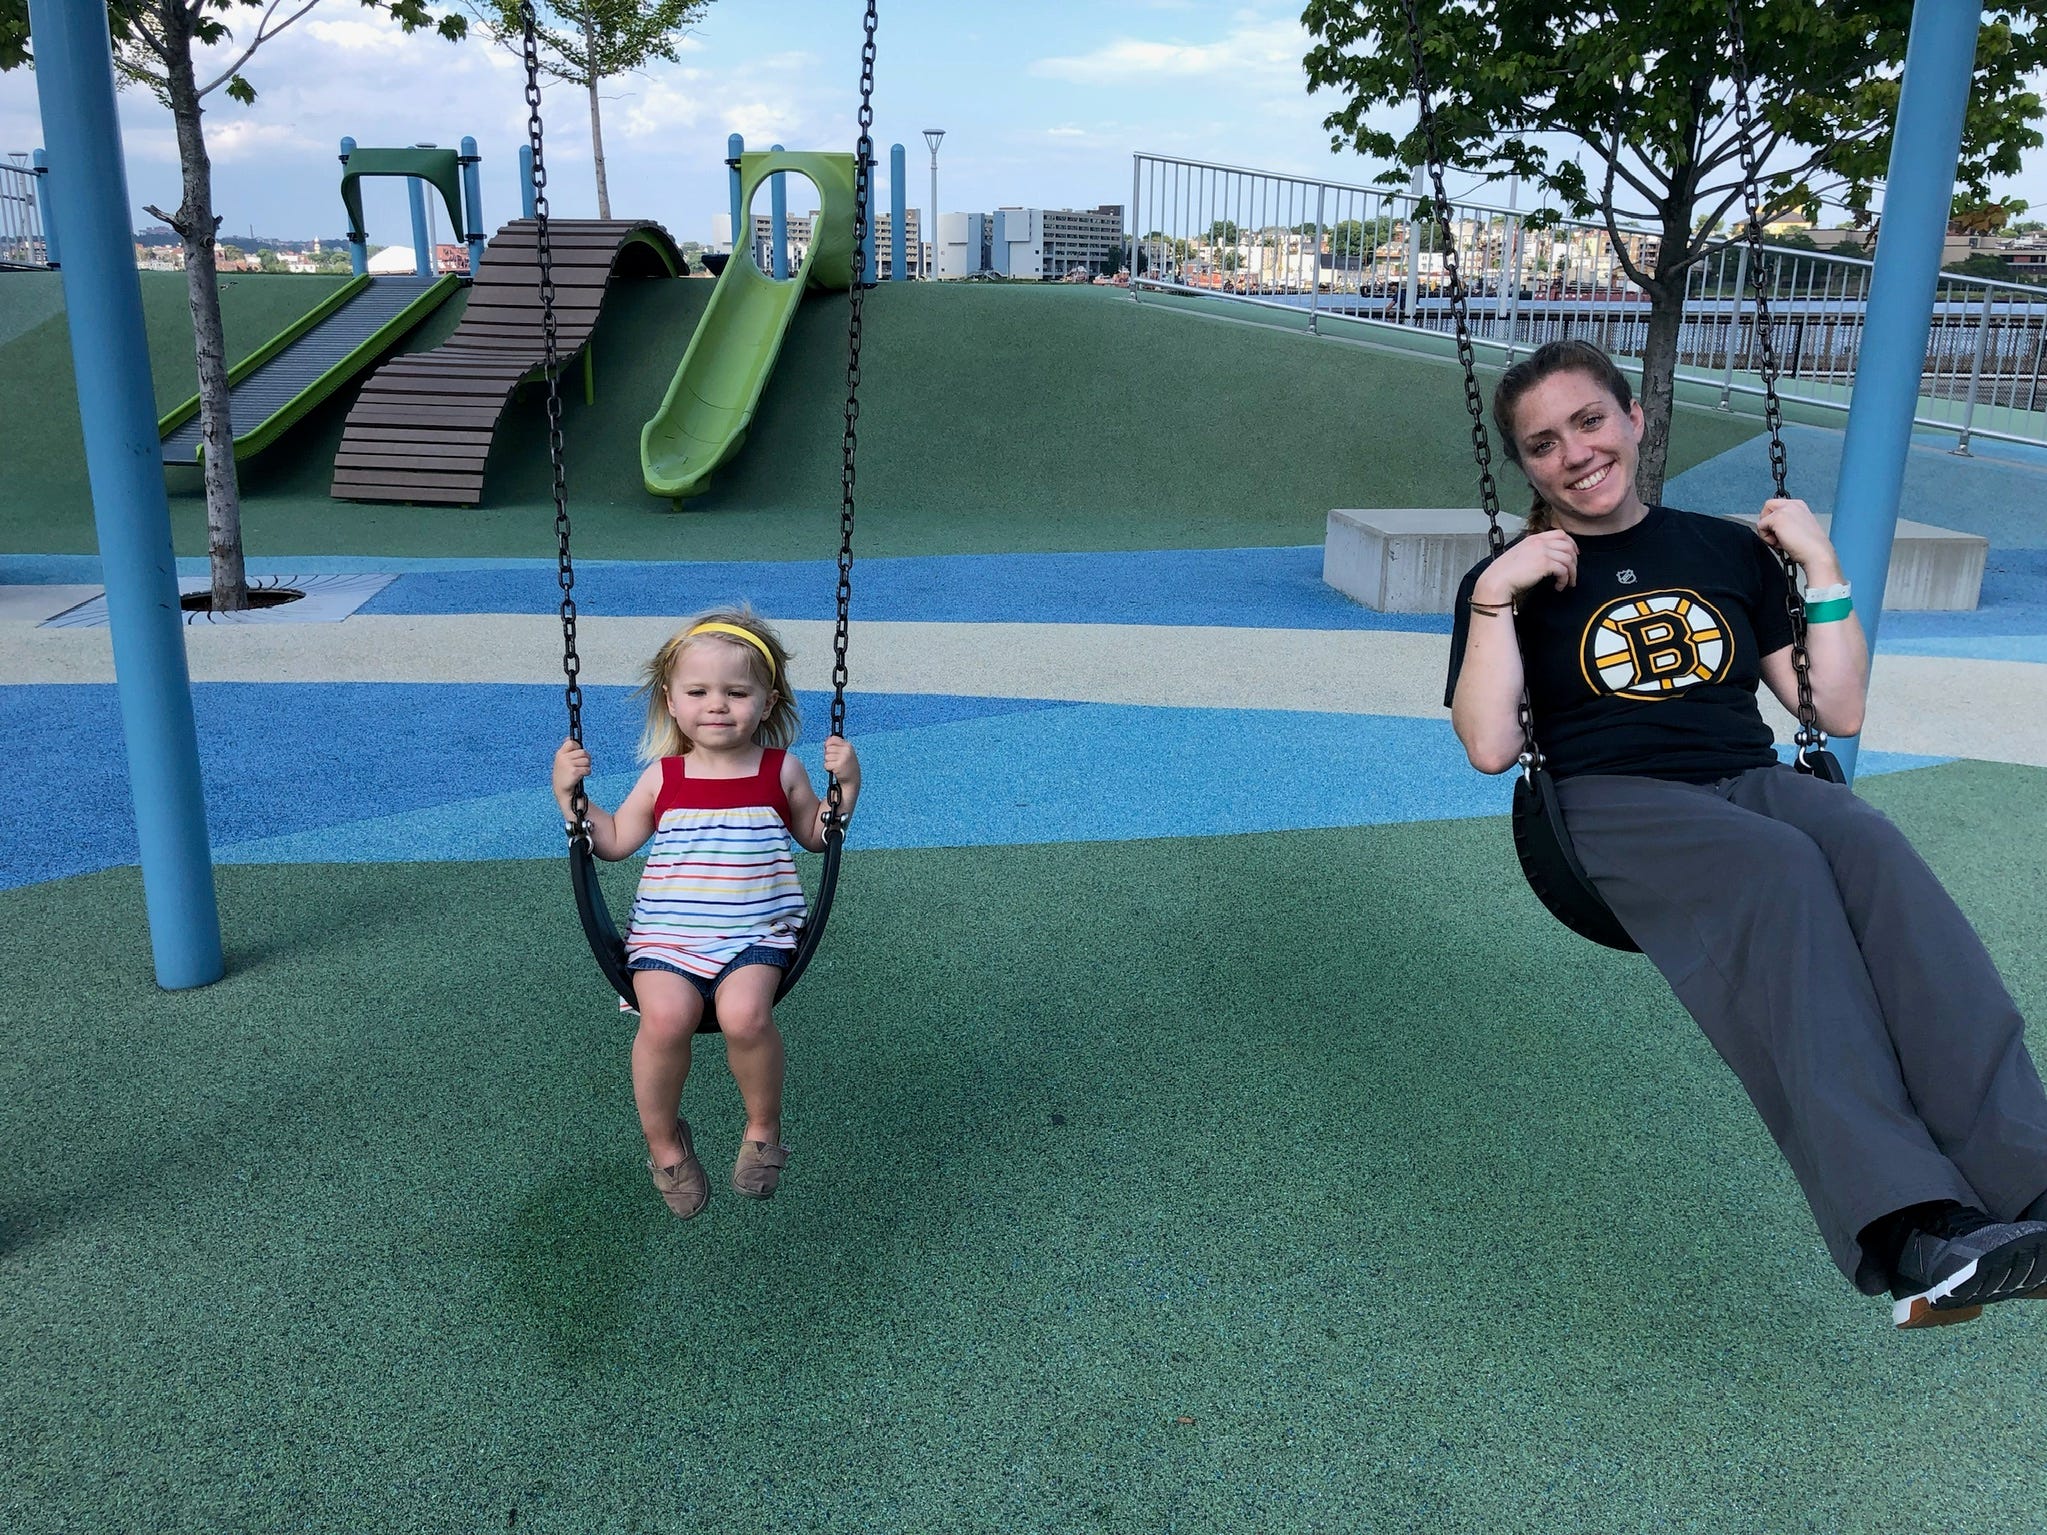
left=156, top=272, right=460, bottom=465
left=157, top=143, right=468, bottom=467
left=640, top=149, right=857, bottom=500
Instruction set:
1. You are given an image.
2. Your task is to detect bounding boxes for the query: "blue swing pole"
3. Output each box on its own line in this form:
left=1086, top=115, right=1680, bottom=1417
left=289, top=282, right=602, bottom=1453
left=27, top=0, right=223, bottom=988
left=1825, top=0, right=1983, bottom=783
left=890, top=143, right=906, bottom=280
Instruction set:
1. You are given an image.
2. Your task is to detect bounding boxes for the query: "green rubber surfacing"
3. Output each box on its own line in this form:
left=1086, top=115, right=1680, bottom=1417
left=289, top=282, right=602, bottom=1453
left=1, top=763, right=2043, bottom=1533
left=0, top=274, right=1761, bottom=562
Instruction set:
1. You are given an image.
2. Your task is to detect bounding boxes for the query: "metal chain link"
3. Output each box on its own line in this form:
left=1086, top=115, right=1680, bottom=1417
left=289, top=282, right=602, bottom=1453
left=825, top=0, right=877, bottom=822
left=523, top=1, right=589, bottom=844
left=1726, top=0, right=1824, bottom=754
left=1398, top=0, right=1540, bottom=762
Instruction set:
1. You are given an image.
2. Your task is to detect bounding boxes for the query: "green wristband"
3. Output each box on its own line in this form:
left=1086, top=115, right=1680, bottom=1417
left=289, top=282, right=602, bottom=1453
left=1805, top=596, right=1853, bottom=624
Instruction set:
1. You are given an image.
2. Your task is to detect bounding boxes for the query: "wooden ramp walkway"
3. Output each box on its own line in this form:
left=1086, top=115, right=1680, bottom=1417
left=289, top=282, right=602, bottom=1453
left=330, top=218, right=681, bottom=506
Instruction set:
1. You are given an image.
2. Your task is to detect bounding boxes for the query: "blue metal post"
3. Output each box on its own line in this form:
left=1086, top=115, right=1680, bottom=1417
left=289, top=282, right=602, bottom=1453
left=28, top=0, right=222, bottom=989
left=890, top=143, right=906, bottom=280
left=31, top=147, right=59, bottom=267
left=459, top=135, right=485, bottom=275
left=770, top=142, right=789, bottom=279
left=726, top=132, right=744, bottom=256
left=519, top=144, right=537, bottom=219
left=340, top=136, right=366, bottom=277
left=1826, top=1, right=1983, bottom=782
left=407, top=173, right=433, bottom=275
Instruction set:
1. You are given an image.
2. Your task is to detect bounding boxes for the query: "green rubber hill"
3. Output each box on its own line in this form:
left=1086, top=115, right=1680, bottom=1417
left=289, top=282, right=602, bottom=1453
left=0, top=271, right=1760, bottom=562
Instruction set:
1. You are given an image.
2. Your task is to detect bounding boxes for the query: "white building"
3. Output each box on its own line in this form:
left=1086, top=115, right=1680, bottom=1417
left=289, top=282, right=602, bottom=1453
left=935, top=211, right=990, bottom=278
left=929, top=204, right=1124, bottom=280
left=712, top=208, right=927, bottom=277
left=992, top=208, right=1043, bottom=277
left=1040, top=204, right=1124, bottom=279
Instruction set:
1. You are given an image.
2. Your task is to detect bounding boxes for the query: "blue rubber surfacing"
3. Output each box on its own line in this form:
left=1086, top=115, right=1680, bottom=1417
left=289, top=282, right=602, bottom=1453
left=2, top=681, right=1948, bottom=890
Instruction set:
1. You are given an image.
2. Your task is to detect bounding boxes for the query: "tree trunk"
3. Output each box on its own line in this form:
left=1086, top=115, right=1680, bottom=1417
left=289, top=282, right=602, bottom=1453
left=583, top=12, right=609, bottom=220
left=1635, top=277, right=1686, bottom=508
left=159, top=2, right=247, bottom=613
left=1636, top=206, right=1700, bottom=507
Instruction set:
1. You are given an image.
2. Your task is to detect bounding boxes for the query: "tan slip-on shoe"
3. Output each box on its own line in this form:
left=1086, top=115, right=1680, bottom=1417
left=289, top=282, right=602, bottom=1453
left=732, top=1140, right=790, bottom=1199
left=649, top=1118, right=709, bottom=1219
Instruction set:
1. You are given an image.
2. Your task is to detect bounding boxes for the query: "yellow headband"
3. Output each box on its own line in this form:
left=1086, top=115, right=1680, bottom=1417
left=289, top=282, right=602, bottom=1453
left=685, top=621, right=777, bottom=683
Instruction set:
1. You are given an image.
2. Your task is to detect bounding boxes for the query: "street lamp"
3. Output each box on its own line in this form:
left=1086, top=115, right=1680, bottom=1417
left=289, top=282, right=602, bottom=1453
left=923, top=128, right=944, bottom=279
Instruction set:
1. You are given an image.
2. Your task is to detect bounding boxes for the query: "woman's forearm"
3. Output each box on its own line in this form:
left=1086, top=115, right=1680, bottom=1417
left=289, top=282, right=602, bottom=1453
left=1451, top=614, right=1530, bottom=774
left=1801, top=613, right=1869, bottom=737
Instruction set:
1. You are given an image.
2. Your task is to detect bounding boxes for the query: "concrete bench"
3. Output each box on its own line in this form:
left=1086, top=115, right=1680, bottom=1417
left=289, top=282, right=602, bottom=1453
left=1323, top=507, right=1987, bottom=613
left=1719, top=513, right=1986, bottom=612
left=1322, top=508, right=1523, bottom=613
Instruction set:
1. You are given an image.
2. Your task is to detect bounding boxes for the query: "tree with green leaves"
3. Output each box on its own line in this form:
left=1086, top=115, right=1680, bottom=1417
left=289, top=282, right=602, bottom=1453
left=1944, top=251, right=2020, bottom=281
left=1329, top=214, right=1396, bottom=262
left=0, top=0, right=466, bottom=611
left=1303, top=1, right=2047, bottom=503
left=467, top=0, right=708, bottom=219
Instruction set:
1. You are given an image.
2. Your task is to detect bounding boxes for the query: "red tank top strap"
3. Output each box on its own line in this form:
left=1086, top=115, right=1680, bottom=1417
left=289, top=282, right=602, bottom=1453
left=757, top=747, right=795, bottom=833
left=651, top=749, right=796, bottom=831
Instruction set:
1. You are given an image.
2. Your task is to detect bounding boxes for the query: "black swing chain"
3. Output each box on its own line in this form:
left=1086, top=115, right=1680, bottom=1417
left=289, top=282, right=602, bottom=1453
left=1397, top=0, right=1543, bottom=765
left=826, top=0, right=877, bottom=824
left=1725, top=0, right=1825, bottom=756
left=522, top=2, right=590, bottom=846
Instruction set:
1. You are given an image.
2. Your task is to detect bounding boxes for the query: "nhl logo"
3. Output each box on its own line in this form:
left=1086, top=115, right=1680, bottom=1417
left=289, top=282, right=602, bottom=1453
left=1617, top=568, right=1638, bottom=585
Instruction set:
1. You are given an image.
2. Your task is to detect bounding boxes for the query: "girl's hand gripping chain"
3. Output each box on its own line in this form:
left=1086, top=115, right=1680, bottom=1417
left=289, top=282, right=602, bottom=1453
left=552, top=737, right=592, bottom=818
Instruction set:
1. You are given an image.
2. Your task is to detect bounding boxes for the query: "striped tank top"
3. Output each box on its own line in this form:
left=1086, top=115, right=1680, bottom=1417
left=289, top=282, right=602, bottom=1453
left=624, top=749, right=806, bottom=978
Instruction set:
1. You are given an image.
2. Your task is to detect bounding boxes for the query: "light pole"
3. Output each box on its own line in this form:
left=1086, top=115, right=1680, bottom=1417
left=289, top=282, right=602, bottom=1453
left=923, top=127, right=944, bottom=279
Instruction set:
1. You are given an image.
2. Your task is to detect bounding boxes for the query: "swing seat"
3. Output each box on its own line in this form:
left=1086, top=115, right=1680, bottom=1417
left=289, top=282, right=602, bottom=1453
left=1511, top=746, right=1847, bottom=954
left=570, top=827, right=846, bottom=1032
left=1511, top=766, right=1639, bottom=953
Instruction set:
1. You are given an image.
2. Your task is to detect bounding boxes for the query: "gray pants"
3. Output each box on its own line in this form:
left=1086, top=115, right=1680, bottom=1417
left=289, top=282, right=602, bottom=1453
left=1556, top=764, right=2047, bottom=1292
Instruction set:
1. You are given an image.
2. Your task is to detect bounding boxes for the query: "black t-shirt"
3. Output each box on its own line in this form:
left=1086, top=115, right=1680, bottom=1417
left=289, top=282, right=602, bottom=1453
left=1443, top=505, right=1798, bottom=782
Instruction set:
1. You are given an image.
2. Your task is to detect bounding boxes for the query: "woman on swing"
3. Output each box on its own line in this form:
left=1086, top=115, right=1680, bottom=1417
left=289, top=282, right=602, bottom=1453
left=1446, top=338, right=2047, bottom=1329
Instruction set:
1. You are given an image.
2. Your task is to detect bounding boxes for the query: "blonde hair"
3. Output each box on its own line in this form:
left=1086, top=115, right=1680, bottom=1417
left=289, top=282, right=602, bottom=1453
left=637, top=607, right=801, bottom=761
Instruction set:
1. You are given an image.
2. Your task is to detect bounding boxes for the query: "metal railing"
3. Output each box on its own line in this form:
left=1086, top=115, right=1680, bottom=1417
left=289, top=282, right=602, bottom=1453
left=1, top=153, right=52, bottom=269
left=1129, top=152, right=2047, bottom=451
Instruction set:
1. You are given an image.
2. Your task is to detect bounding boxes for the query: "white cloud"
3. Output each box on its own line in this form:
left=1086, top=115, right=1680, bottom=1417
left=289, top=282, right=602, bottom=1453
left=1030, top=18, right=1307, bottom=86
left=615, top=56, right=820, bottom=145
left=206, top=119, right=323, bottom=164
left=302, top=17, right=415, bottom=55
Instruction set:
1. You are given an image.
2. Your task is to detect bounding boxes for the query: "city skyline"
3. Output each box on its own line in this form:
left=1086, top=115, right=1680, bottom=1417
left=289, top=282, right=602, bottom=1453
left=4, top=0, right=2044, bottom=252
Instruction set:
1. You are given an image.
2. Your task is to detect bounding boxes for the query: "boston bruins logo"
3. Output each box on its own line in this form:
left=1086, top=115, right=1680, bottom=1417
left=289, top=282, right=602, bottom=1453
left=1579, top=589, right=1732, bottom=699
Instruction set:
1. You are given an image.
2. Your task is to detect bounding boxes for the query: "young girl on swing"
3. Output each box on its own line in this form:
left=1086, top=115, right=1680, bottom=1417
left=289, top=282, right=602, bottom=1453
left=551, top=610, right=861, bottom=1221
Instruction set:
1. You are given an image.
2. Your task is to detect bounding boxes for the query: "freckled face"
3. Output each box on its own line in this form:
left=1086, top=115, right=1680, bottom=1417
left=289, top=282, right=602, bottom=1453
left=1509, top=371, right=1649, bottom=534
left=665, top=639, right=773, bottom=748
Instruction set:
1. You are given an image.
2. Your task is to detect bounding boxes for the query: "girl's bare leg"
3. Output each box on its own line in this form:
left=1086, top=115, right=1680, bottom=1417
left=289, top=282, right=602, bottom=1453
left=715, top=964, right=785, bottom=1145
left=630, top=969, right=704, bottom=1165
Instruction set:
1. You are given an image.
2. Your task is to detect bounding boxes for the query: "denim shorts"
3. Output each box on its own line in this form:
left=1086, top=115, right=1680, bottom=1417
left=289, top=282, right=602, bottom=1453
left=630, top=944, right=789, bottom=1004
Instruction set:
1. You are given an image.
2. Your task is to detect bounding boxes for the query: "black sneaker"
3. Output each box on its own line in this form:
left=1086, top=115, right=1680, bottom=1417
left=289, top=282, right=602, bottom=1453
left=1891, top=1216, right=2047, bottom=1329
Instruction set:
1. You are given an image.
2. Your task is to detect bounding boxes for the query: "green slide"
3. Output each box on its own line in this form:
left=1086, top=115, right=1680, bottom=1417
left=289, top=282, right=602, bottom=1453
left=641, top=150, right=857, bottom=499
left=158, top=272, right=461, bottom=465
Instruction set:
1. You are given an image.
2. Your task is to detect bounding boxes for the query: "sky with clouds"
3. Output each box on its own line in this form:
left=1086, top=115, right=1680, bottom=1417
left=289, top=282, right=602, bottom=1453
left=2, top=0, right=2043, bottom=247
